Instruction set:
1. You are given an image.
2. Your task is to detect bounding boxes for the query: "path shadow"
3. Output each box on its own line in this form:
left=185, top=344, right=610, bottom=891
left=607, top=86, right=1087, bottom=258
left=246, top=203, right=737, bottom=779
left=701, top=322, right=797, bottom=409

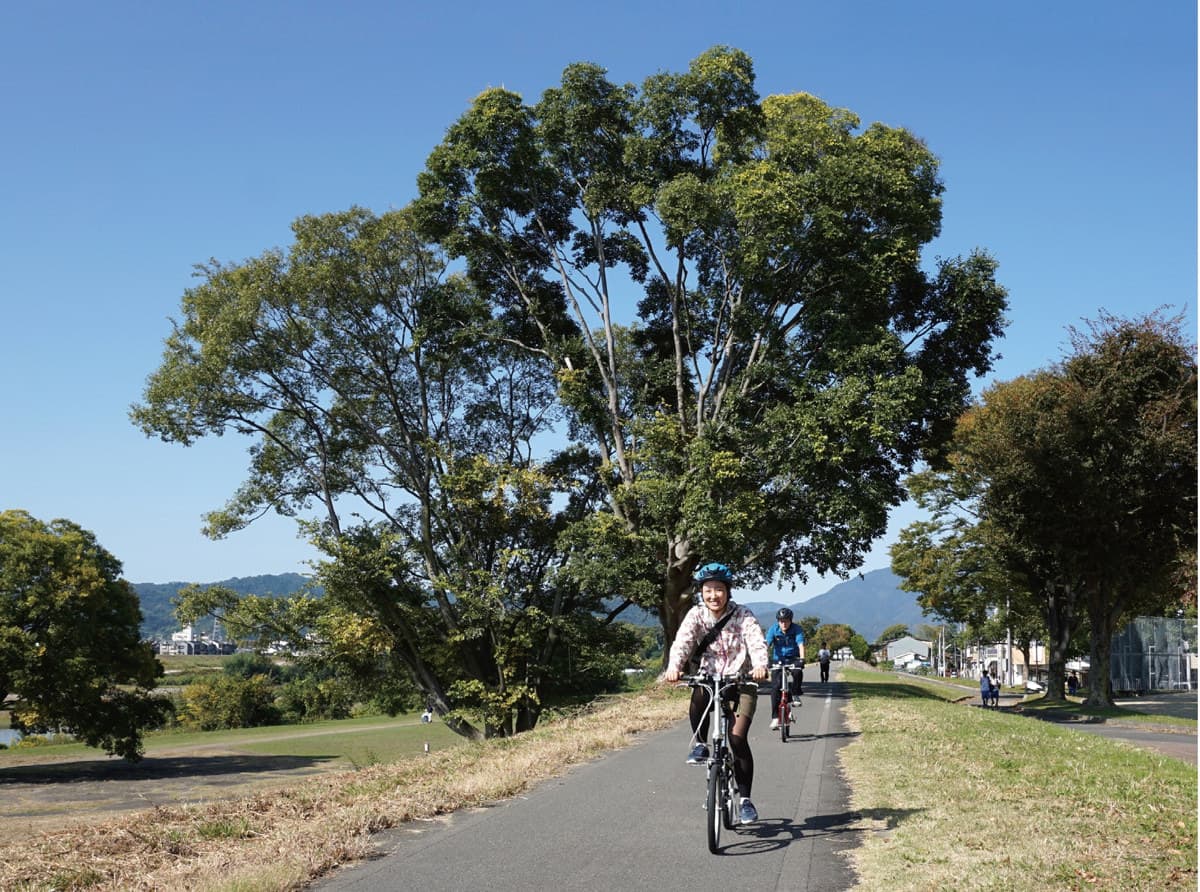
left=0, top=753, right=337, bottom=785
left=715, top=806, right=925, bottom=856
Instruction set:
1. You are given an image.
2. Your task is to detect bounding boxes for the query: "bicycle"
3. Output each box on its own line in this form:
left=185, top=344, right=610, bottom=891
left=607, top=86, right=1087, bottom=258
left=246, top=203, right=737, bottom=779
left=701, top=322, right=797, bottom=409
left=769, top=661, right=803, bottom=742
left=683, top=672, right=747, bottom=853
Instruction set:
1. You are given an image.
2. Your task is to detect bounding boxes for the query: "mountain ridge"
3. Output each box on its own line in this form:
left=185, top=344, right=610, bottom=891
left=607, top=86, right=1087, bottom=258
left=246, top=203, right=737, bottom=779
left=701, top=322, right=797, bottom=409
left=134, top=569, right=925, bottom=643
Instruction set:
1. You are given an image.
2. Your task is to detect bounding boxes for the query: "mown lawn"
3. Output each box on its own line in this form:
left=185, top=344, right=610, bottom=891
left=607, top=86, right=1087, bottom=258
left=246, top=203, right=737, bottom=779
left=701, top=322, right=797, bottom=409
left=839, top=667, right=1197, bottom=890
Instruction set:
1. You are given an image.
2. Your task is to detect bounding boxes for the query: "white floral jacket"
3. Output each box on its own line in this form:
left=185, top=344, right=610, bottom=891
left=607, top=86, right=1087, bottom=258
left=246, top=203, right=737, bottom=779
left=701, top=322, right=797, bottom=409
left=666, top=602, right=769, bottom=677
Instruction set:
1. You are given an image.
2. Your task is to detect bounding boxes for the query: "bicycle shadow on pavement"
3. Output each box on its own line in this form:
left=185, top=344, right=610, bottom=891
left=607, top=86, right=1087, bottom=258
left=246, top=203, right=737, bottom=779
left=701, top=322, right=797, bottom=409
left=713, top=807, right=925, bottom=856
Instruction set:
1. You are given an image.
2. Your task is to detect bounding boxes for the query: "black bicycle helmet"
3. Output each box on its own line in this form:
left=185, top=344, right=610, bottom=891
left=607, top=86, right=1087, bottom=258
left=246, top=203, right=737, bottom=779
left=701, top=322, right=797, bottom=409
left=694, top=562, right=734, bottom=586
left=777, top=607, right=794, bottom=621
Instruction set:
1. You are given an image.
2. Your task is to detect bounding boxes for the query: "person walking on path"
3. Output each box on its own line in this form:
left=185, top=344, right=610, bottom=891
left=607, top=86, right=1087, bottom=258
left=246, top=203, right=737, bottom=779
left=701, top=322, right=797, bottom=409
left=980, top=671, right=992, bottom=708
left=989, top=672, right=1001, bottom=707
left=818, top=642, right=832, bottom=683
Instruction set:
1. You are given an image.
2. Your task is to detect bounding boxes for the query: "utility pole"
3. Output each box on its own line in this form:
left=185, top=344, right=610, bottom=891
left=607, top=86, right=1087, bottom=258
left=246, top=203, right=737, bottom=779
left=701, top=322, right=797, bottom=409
left=1006, top=594, right=1014, bottom=687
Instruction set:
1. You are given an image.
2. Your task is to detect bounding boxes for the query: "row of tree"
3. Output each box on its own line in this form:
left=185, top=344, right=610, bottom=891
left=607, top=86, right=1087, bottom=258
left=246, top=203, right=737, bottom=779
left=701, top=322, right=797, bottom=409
left=130, top=46, right=1007, bottom=741
left=891, top=313, right=1196, bottom=705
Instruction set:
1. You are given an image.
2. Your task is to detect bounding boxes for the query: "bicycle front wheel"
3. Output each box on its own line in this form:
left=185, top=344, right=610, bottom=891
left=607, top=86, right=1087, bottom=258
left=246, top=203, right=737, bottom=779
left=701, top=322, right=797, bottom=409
left=779, top=694, right=789, bottom=742
left=706, top=763, right=722, bottom=853
left=722, top=755, right=738, bottom=829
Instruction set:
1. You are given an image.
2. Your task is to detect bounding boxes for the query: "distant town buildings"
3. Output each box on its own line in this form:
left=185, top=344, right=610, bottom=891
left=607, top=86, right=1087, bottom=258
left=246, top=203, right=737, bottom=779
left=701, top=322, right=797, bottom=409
left=151, top=624, right=236, bottom=656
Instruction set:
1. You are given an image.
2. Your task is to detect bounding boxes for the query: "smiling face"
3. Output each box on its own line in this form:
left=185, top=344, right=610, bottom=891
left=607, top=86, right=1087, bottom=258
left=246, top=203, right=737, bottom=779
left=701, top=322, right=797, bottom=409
left=700, top=579, right=730, bottom=617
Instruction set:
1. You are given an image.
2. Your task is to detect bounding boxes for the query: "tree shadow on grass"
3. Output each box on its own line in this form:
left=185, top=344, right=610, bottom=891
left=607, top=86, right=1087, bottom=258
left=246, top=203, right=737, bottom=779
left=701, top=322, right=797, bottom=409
left=841, top=680, right=957, bottom=702
left=716, top=806, right=924, bottom=856
left=0, top=753, right=338, bottom=785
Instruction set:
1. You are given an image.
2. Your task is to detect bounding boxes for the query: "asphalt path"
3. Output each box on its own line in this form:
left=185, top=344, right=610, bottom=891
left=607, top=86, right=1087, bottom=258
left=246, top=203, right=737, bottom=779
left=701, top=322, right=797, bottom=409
left=314, top=680, right=860, bottom=891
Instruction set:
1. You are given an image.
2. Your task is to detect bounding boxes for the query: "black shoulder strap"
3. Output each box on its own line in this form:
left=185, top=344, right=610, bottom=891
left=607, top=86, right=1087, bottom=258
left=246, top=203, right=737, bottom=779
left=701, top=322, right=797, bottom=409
left=690, top=604, right=737, bottom=665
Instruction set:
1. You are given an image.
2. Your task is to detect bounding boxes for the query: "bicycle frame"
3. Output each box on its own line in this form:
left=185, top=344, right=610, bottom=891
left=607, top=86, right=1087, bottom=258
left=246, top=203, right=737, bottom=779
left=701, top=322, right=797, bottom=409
left=769, top=661, right=801, bottom=742
left=684, top=672, right=744, bottom=853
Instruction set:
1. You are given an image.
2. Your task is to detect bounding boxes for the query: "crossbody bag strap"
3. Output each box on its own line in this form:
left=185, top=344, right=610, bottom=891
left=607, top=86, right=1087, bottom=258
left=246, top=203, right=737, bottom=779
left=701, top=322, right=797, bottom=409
left=689, top=604, right=737, bottom=667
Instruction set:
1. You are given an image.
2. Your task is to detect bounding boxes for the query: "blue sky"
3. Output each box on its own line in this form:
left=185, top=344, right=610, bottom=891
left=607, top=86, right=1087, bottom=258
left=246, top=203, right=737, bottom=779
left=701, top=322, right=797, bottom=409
left=1, top=2, right=1195, bottom=600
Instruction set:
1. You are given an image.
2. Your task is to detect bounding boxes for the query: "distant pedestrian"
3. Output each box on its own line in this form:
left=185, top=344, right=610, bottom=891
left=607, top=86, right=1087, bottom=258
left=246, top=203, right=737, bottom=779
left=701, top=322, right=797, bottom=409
left=989, top=672, right=1000, bottom=707
left=818, top=642, right=832, bottom=683
left=980, top=672, right=992, bottom=708
left=421, top=708, right=433, bottom=723
left=1067, top=672, right=1079, bottom=697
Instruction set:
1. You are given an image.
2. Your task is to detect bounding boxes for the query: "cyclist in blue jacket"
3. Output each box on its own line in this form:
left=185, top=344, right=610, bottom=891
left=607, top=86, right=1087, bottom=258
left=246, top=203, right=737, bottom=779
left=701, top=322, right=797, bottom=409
left=764, top=608, right=805, bottom=730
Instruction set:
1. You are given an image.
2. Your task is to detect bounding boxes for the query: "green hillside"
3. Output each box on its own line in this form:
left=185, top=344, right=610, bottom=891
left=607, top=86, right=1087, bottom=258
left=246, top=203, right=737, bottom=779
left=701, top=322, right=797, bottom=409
left=133, top=573, right=317, bottom=639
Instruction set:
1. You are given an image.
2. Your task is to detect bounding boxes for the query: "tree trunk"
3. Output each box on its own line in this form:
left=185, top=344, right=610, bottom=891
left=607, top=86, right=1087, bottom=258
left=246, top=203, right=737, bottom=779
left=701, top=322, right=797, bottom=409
left=1042, top=583, right=1078, bottom=704
left=659, top=538, right=697, bottom=664
left=1084, top=585, right=1117, bottom=708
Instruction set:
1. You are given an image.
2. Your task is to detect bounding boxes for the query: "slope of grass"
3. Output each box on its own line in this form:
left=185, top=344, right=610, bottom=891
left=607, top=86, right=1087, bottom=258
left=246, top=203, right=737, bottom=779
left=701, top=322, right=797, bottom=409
left=839, top=667, right=1197, bottom=890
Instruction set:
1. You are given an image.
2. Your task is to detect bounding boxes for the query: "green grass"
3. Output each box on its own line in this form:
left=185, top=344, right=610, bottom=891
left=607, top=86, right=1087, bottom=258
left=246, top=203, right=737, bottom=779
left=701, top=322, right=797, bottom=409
left=840, top=666, right=1197, bottom=891
left=0, top=712, right=462, bottom=765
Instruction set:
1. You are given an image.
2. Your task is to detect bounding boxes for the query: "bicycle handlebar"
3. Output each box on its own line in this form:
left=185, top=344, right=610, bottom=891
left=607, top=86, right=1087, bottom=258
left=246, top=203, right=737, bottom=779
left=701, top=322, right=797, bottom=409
left=769, top=661, right=805, bottom=670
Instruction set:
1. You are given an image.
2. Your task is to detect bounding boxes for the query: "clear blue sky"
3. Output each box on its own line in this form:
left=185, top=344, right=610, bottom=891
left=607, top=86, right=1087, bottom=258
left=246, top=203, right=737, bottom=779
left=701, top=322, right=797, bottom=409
left=1, top=2, right=1194, bottom=600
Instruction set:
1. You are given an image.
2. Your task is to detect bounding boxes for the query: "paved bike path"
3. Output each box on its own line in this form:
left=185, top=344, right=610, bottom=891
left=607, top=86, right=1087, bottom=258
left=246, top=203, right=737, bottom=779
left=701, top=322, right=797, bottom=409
left=313, top=681, right=859, bottom=891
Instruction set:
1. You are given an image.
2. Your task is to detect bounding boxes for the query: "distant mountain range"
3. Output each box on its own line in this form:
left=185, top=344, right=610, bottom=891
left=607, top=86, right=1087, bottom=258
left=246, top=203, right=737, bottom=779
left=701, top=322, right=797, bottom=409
left=742, top=568, right=930, bottom=642
left=135, top=567, right=928, bottom=644
left=133, top=573, right=315, bottom=639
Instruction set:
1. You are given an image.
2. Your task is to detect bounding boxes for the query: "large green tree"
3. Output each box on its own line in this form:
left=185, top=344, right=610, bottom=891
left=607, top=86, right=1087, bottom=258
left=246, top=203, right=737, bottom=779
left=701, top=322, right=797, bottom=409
left=895, top=312, right=1196, bottom=705
left=133, top=208, right=633, bottom=738
left=0, top=510, right=167, bottom=759
left=413, top=46, right=1007, bottom=645
left=891, top=456, right=1081, bottom=699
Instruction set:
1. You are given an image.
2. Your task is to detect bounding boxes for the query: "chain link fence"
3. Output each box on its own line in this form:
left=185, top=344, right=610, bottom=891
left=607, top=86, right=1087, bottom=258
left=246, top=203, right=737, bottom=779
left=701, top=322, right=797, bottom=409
left=1110, top=616, right=1196, bottom=693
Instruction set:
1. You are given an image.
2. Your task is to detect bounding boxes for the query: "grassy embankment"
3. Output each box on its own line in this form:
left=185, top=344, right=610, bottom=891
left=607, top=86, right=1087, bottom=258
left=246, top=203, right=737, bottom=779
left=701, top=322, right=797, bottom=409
left=1, top=668, right=1195, bottom=890
left=839, top=666, right=1197, bottom=890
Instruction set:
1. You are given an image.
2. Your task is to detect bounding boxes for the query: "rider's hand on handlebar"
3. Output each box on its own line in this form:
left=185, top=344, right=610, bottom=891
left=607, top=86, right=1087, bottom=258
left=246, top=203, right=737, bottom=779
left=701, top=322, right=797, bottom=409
left=663, top=667, right=681, bottom=684
left=751, top=665, right=768, bottom=682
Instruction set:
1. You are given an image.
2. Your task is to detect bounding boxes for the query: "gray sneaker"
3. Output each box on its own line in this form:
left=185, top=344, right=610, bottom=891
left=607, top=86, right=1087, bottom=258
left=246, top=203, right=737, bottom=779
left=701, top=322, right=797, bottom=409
left=686, top=743, right=709, bottom=765
left=739, top=798, right=758, bottom=823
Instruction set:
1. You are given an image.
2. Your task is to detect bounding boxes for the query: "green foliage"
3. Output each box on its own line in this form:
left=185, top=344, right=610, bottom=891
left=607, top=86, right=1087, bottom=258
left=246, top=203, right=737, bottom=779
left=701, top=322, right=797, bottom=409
left=134, top=573, right=313, bottom=639
left=895, top=310, right=1197, bottom=706
left=223, top=652, right=285, bottom=682
left=0, top=510, right=170, bottom=760
left=276, top=675, right=355, bottom=723
left=848, top=633, right=871, bottom=662
left=134, top=47, right=1008, bottom=736
left=812, top=622, right=854, bottom=652
left=876, top=624, right=910, bottom=644
left=413, top=45, right=1007, bottom=642
left=179, top=673, right=281, bottom=731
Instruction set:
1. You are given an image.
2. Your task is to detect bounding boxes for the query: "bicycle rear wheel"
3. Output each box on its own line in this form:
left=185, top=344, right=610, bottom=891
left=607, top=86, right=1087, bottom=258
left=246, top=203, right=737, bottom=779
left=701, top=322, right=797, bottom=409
left=706, top=763, right=722, bottom=852
left=779, top=693, right=789, bottom=742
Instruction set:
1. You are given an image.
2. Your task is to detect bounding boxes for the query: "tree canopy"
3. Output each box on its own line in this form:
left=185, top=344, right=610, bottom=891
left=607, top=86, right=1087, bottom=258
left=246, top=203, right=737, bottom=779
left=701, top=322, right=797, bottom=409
left=133, top=208, right=634, bottom=738
left=413, top=46, right=1007, bottom=642
left=892, top=311, right=1196, bottom=704
left=134, top=46, right=1007, bottom=737
left=0, top=510, right=167, bottom=759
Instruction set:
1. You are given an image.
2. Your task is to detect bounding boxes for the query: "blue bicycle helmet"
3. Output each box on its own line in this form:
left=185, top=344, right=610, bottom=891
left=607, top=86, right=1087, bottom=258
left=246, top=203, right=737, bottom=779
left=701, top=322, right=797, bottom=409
left=693, top=562, right=734, bottom=587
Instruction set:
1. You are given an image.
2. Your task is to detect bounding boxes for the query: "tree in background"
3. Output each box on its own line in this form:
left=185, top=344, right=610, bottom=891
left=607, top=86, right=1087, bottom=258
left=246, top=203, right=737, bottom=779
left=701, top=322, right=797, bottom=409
left=796, top=615, right=822, bottom=647
left=134, top=209, right=635, bottom=738
left=813, top=622, right=854, bottom=653
left=876, top=624, right=910, bottom=645
left=0, top=510, right=168, bottom=759
left=895, top=312, right=1196, bottom=705
left=413, top=46, right=1007, bottom=648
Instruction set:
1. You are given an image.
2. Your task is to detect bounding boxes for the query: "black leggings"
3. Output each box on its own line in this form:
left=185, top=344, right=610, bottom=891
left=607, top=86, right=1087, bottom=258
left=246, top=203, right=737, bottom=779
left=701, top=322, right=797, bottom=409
left=689, top=686, right=754, bottom=797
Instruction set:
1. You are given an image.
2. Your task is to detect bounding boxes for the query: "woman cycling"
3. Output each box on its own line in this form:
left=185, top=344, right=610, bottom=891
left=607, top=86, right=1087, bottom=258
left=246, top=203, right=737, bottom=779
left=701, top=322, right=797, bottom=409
left=662, top=562, right=769, bottom=824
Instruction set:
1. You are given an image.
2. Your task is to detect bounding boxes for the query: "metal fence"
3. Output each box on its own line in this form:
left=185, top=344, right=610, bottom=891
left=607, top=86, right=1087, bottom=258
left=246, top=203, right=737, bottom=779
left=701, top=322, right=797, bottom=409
left=1110, top=616, right=1195, bottom=692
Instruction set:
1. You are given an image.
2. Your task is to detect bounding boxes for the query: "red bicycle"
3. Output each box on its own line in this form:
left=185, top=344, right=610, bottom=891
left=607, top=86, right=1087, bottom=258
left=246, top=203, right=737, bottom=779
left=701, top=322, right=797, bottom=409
left=770, top=661, right=803, bottom=742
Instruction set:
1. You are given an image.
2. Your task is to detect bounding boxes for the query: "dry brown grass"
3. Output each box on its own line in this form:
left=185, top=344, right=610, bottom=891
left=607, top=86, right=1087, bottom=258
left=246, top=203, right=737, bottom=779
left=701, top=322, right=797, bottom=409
left=2, top=689, right=686, bottom=891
